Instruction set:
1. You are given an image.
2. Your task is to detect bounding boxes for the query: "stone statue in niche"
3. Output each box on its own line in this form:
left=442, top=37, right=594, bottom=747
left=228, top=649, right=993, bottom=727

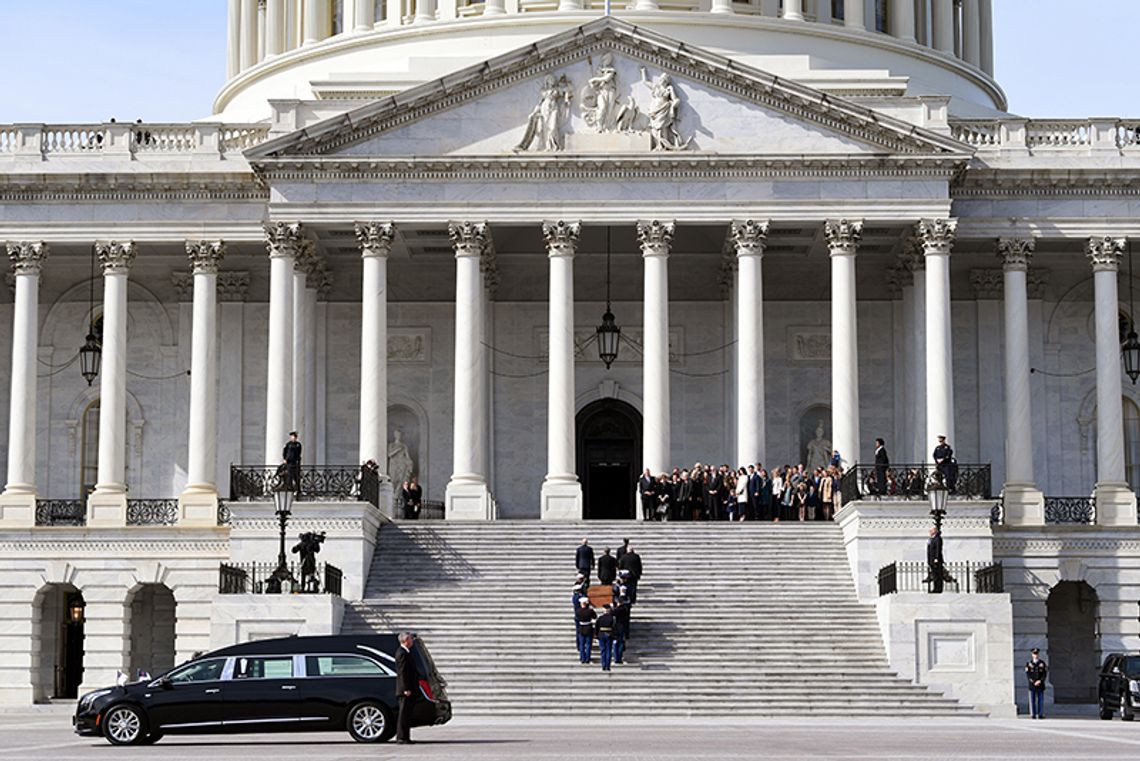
left=804, top=420, right=833, bottom=473
left=580, top=52, right=620, bottom=132
left=515, top=74, right=573, bottom=152
left=387, top=429, right=415, bottom=489
left=643, top=68, right=691, bottom=151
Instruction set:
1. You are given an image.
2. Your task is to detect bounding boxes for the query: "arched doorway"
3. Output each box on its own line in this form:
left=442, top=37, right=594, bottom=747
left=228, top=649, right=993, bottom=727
left=34, top=585, right=85, bottom=701
left=576, top=399, right=642, bottom=520
left=126, top=584, right=176, bottom=680
left=1046, top=581, right=1100, bottom=703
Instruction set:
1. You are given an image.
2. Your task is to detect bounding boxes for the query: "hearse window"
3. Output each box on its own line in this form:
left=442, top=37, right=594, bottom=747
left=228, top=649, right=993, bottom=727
left=234, top=656, right=294, bottom=680
left=307, top=655, right=387, bottom=677
left=167, top=659, right=225, bottom=684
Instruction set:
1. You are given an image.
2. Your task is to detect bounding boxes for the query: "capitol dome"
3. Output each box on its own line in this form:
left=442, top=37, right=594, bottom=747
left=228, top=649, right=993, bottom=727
left=216, top=1, right=1003, bottom=121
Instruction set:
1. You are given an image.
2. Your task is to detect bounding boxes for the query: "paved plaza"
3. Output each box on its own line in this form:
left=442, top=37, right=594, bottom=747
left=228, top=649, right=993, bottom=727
left=3, top=711, right=1140, bottom=761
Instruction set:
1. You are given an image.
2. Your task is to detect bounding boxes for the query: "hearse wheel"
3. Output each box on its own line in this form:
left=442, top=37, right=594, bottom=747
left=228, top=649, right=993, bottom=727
left=347, top=701, right=395, bottom=743
left=103, top=705, right=146, bottom=746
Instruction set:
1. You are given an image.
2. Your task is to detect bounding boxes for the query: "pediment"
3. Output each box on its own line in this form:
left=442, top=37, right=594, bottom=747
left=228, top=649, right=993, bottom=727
left=248, top=18, right=968, bottom=164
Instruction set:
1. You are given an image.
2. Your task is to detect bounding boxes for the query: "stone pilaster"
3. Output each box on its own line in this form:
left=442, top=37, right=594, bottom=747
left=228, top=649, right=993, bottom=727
left=731, top=219, right=769, bottom=468
left=917, top=218, right=957, bottom=459
left=825, top=219, right=862, bottom=469
left=263, top=222, right=302, bottom=464
left=638, top=220, right=674, bottom=480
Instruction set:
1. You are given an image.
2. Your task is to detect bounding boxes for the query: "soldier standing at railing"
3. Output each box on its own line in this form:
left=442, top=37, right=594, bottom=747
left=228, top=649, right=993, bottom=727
left=283, top=431, right=302, bottom=498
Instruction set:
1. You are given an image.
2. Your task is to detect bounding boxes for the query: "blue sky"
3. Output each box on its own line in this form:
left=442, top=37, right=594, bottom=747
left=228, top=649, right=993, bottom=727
left=0, top=0, right=1132, bottom=122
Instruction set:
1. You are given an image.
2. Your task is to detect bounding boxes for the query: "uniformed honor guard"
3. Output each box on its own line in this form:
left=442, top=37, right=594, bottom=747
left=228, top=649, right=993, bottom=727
left=283, top=431, right=302, bottom=496
left=596, top=604, right=616, bottom=672
left=575, top=597, right=597, bottom=664
left=571, top=574, right=588, bottom=643
left=1026, top=647, right=1048, bottom=719
left=612, top=594, right=631, bottom=664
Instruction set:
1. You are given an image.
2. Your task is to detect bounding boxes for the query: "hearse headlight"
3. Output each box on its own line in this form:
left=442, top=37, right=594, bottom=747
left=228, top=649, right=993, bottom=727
left=79, top=689, right=113, bottom=710
left=1129, top=679, right=1140, bottom=695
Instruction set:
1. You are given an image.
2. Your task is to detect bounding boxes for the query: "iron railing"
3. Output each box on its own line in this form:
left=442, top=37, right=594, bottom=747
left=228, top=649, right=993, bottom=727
left=216, top=561, right=344, bottom=595
left=878, top=561, right=1005, bottom=595
left=1044, top=496, right=1095, bottom=525
left=34, top=499, right=86, bottom=527
left=359, top=465, right=381, bottom=510
left=420, top=500, right=445, bottom=520
left=126, top=499, right=179, bottom=526
left=229, top=465, right=368, bottom=502
left=840, top=463, right=991, bottom=503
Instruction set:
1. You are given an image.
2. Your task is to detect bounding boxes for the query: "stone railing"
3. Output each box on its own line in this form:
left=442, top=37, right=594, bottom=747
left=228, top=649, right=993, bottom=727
left=950, top=118, right=1140, bottom=153
left=0, top=122, right=270, bottom=159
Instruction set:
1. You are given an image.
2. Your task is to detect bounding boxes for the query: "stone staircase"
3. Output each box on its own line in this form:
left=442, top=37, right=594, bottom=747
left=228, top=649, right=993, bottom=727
left=342, top=521, right=979, bottom=717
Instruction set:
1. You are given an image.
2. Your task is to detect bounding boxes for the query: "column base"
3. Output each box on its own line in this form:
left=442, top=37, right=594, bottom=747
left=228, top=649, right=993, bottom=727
left=87, top=488, right=128, bottom=527
left=445, top=479, right=494, bottom=520
left=540, top=478, right=583, bottom=520
left=1000, top=484, right=1044, bottom=526
left=178, top=487, right=220, bottom=527
left=0, top=490, right=36, bottom=528
left=1094, top=482, right=1138, bottom=526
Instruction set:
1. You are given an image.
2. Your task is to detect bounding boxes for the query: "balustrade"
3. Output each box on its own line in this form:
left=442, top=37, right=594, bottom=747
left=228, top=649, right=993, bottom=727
left=229, top=464, right=375, bottom=502
left=1043, top=496, right=1095, bottom=525
left=839, top=462, right=992, bottom=503
left=34, top=499, right=86, bottom=527
left=878, top=560, right=1004, bottom=595
left=125, top=499, right=180, bottom=526
left=949, top=117, right=1140, bottom=152
left=0, top=123, right=269, bottom=159
left=217, top=561, right=344, bottom=595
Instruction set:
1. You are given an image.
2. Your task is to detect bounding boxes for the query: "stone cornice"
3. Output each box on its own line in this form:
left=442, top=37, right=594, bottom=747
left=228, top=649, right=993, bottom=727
left=0, top=174, right=266, bottom=203
left=952, top=168, right=1140, bottom=198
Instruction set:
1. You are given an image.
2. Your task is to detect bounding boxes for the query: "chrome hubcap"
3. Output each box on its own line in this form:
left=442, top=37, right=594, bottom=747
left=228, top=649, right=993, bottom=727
left=107, top=709, right=141, bottom=743
left=353, top=705, right=385, bottom=739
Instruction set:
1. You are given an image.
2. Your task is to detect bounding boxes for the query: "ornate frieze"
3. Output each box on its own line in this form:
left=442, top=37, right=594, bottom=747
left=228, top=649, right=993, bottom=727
left=824, top=219, right=863, bottom=255
left=541, top=220, right=581, bottom=257
left=730, top=220, right=769, bottom=257
left=95, top=240, right=136, bottom=275
left=916, top=218, right=957, bottom=255
left=6, top=241, right=49, bottom=275
left=354, top=222, right=396, bottom=257
left=186, top=240, right=226, bottom=275
left=969, top=269, right=1003, bottom=300
left=788, top=327, right=832, bottom=362
left=636, top=220, right=674, bottom=257
left=997, top=237, right=1035, bottom=272
left=263, top=221, right=304, bottom=259
left=388, top=328, right=431, bottom=363
left=1087, top=236, right=1126, bottom=272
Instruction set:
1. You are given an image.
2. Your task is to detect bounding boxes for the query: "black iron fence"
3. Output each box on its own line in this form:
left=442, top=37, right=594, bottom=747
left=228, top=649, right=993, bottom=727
left=840, top=463, right=992, bottom=503
left=126, top=499, right=179, bottom=526
left=217, top=561, right=343, bottom=596
left=878, top=560, right=1004, bottom=595
left=229, top=465, right=371, bottom=502
left=34, top=499, right=86, bottom=527
left=1044, top=496, right=1095, bottom=525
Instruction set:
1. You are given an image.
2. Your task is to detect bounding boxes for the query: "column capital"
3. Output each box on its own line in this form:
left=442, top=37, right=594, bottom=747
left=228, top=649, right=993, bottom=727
left=730, top=219, right=769, bottom=256
left=264, top=221, right=304, bottom=258
left=295, top=239, right=321, bottom=282
left=314, top=260, right=334, bottom=299
left=969, top=268, right=1003, bottom=300
left=95, top=241, right=136, bottom=275
left=636, top=220, right=674, bottom=257
left=355, top=222, right=396, bottom=258
left=824, top=219, right=863, bottom=255
left=6, top=241, right=49, bottom=275
left=1027, top=268, right=1050, bottom=300
left=186, top=240, right=226, bottom=275
left=916, top=218, right=958, bottom=255
left=1088, top=236, right=1126, bottom=272
left=541, top=221, right=581, bottom=258
left=900, top=236, right=926, bottom=273
left=997, top=237, right=1035, bottom=272
left=448, top=221, right=488, bottom=258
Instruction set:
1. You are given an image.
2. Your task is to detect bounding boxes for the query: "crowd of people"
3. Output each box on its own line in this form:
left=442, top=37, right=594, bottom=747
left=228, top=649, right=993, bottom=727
left=636, top=461, right=843, bottom=522
left=572, top=539, right=642, bottom=671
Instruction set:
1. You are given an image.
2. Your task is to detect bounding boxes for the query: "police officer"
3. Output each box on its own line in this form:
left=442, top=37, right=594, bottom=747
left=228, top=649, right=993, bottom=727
left=1025, top=647, right=1048, bottom=719
left=595, top=604, right=616, bottom=672
left=575, top=597, right=596, bottom=664
left=612, top=594, right=631, bottom=664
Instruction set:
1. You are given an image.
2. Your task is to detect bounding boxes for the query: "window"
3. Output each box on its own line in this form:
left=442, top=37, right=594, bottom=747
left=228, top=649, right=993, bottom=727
left=306, top=655, right=391, bottom=677
left=80, top=399, right=100, bottom=498
left=1124, top=398, right=1140, bottom=493
left=167, top=659, right=225, bottom=684
left=234, top=656, right=294, bottom=680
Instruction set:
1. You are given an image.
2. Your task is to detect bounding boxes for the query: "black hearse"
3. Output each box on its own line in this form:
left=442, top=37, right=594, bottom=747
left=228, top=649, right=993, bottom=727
left=74, top=634, right=450, bottom=745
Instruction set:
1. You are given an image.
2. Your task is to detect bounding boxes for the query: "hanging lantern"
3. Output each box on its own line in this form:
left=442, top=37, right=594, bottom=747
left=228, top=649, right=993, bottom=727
left=79, top=330, right=101, bottom=386
left=596, top=309, right=620, bottom=369
left=1124, top=329, right=1140, bottom=385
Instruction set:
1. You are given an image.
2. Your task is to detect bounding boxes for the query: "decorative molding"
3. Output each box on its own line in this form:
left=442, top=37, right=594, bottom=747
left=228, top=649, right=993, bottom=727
left=788, top=327, right=832, bottom=362
left=264, top=221, right=305, bottom=259
left=95, top=240, right=136, bottom=274
left=997, top=237, right=1035, bottom=272
left=186, top=240, right=226, bottom=275
left=388, top=328, right=431, bottom=363
left=0, top=177, right=268, bottom=204
left=824, top=218, right=863, bottom=255
left=636, top=220, right=674, bottom=257
left=542, top=220, right=581, bottom=257
left=0, top=539, right=229, bottom=555
left=1087, top=235, right=1126, bottom=273
left=969, top=269, right=1003, bottom=300
left=6, top=241, right=49, bottom=276
left=354, top=222, right=396, bottom=258
left=916, top=218, right=958, bottom=256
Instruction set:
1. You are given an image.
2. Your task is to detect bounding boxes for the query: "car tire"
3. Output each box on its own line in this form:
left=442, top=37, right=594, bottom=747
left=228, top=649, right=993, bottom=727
left=103, top=705, right=147, bottom=746
left=1123, top=694, right=1135, bottom=722
left=346, top=701, right=394, bottom=743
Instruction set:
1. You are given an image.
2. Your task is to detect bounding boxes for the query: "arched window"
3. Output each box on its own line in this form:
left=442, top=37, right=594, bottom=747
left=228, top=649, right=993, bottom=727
left=1124, top=398, right=1140, bottom=492
left=80, top=400, right=100, bottom=498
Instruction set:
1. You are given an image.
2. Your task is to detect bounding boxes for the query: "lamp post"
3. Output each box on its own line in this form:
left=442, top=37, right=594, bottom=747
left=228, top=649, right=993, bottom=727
left=596, top=227, right=621, bottom=369
left=265, top=487, right=296, bottom=593
left=928, top=470, right=948, bottom=533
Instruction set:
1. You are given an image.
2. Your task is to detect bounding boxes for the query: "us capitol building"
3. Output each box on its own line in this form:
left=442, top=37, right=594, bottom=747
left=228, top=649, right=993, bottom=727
left=0, top=0, right=1137, bottom=719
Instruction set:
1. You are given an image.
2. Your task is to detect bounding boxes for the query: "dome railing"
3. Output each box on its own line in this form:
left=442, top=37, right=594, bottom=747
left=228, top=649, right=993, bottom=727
left=949, top=117, right=1140, bottom=154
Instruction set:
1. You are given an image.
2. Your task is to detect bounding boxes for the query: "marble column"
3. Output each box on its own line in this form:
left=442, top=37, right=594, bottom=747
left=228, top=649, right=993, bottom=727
left=483, top=0, right=507, bottom=15
left=304, top=0, right=326, bottom=43
left=446, top=222, right=493, bottom=519
left=906, top=242, right=927, bottom=462
left=826, top=220, right=862, bottom=469
left=179, top=241, right=226, bottom=525
left=898, top=261, right=916, bottom=464
left=931, top=0, right=954, bottom=53
left=1088, top=236, right=1137, bottom=525
left=87, top=241, right=136, bottom=526
left=638, top=221, right=674, bottom=479
left=962, top=0, right=981, bottom=66
left=783, top=0, right=804, bottom=21
left=844, top=0, right=865, bottom=30
left=0, top=243, right=48, bottom=526
left=227, top=0, right=242, bottom=77
left=979, top=0, right=994, bottom=75
left=710, top=0, right=734, bottom=14
left=264, top=223, right=302, bottom=464
left=541, top=221, right=583, bottom=519
left=415, top=0, right=436, bottom=22
left=240, top=0, right=258, bottom=68
left=266, top=0, right=285, bottom=55
left=353, top=0, right=375, bottom=29
left=292, top=243, right=316, bottom=442
left=355, top=223, right=394, bottom=479
left=998, top=238, right=1045, bottom=524
left=889, top=0, right=916, bottom=42
left=917, top=219, right=957, bottom=460
left=732, top=220, right=769, bottom=468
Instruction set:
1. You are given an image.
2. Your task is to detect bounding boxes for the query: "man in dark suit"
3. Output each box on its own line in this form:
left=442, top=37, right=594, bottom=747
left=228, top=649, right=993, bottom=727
left=638, top=469, right=656, bottom=521
left=706, top=466, right=723, bottom=521
left=873, top=438, right=889, bottom=495
left=394, top=632, right=419, bottom=744
left=597, top=547, right=617, bottom=586
left=615, top=538, right=630, bottom=564
left=575, top=538, right=594, bottom=582
left=927, top=527, right=944, bottom=594
left=618, top=545, right=643, bottom=604
left=283, top=431, right=302, bottom=497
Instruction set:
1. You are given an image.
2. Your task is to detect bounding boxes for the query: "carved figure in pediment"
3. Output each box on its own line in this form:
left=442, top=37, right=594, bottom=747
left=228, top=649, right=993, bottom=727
left=580, top=52, right=619, bottom=132
left=643, top=69, right=691, bottom=151
left=515, top=74, right=573, bottom=152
